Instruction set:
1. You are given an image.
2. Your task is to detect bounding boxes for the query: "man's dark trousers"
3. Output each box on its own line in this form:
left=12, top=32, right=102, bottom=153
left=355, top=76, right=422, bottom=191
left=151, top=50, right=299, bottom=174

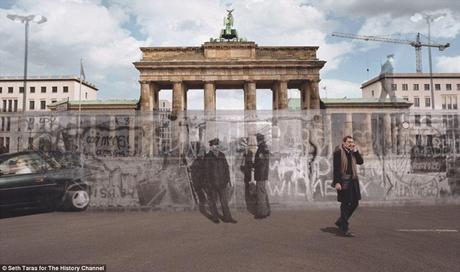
left=207, top=187, right=232, bottom=221
left=336, top=179, right=359, bottom=232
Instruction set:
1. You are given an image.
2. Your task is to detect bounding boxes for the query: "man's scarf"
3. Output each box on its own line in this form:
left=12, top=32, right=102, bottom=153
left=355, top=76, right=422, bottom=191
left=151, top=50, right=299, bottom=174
left=340, top=144, right=358, bottom=179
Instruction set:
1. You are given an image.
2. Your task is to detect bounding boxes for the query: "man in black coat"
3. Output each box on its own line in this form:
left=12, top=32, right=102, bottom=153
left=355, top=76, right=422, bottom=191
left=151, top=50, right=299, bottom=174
left=205, top=138, right=237, bottom=224
left=253, top=133, right=271, bottom=219
left=239, top=137, right=256, bottom=215
left=331, top=135, right=364, bottom=237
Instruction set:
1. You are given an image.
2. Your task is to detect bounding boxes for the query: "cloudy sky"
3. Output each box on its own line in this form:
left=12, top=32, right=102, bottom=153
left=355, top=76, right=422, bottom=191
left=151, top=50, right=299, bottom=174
left=1, top=0, right=459, bottom=109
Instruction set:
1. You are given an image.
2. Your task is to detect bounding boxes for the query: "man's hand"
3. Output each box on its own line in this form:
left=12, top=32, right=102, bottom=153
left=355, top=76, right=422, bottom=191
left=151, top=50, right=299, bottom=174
left=335, top=183, right=342, bottom=191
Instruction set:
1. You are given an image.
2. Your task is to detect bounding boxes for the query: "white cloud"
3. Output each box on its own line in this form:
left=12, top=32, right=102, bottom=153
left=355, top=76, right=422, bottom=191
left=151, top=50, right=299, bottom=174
left=0, top=0, right=144, bottom=99
left=319, top=79, right=362, bottom=98
left=436, top=55, right=460, bottom=72
left=357, top=9, right=460, bottom=39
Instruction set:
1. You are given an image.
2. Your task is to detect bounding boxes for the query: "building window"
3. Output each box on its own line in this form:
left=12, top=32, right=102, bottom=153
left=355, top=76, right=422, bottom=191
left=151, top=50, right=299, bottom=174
left=403, top=96, right=409, bottom=101
left=8, top=100, right=12, bottom=112
left=415, top=114, right=421, bottom=127
left=41, top=86, right=46, bottom=93
left=414, top=97, right=420, bottom=107
left=14, top=100, right=18, bottom=112
left=52, top=86, right=57, bottom=93
left=413, top=84, right=419, bottom=91
left=391, top=84, right=397, bottom=91
left=2, top=100, right=6, bottom=112
left=63, top=86, right=68, bottom=93
left=30, top=86, right=35, bottom=93
left=427, top=135, right=433, bottom=147
left=29, top=100, right=35, bottom=110
left=442, top=95, right=458, bottom=110
left=435, top=84, right=441, bottom=91
left=425, top=97, right=431, bottom=107
left=40, top=100, right=46, bottom=110
left=426, top=114, right=432, bottom=127
left=85, top=92, right=88, bottom=99
left=457, top=84, right=460, bottom=91
left=8, top=87, right=13, bottom=93
left=446, top=84, right=452, bottom=91
left=402, top=84, right=408, bottom=91
left=0, top=87, right=2, bottom=93
left=424, top=84, right=430, bottom=91
left=371, top=90, right=374, bottom=97
left=19, top=87, right=24, bottom=93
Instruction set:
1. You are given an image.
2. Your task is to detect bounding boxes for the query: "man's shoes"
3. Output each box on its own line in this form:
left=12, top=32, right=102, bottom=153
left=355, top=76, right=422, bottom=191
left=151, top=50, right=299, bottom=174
left=210, top=217, right=220, bottom=224
left=334, top=221, right=341, bottom=228
left=222, top=218, right=237, bottom=224
left=343, top=231, right=355, bottom=237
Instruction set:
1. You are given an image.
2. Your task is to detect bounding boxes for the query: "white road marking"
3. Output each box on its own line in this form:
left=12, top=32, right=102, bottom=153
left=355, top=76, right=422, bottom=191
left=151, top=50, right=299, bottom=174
left=396, top=229, right=458, bottom=232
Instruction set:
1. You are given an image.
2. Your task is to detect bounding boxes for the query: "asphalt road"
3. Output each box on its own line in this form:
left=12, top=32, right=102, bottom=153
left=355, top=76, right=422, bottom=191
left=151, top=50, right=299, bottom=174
left=1, top=205, right=459, bottom=272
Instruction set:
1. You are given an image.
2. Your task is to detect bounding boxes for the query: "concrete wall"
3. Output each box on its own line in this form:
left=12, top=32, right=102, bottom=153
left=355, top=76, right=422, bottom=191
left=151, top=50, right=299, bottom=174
left=2, top=110, right=459, bottom=209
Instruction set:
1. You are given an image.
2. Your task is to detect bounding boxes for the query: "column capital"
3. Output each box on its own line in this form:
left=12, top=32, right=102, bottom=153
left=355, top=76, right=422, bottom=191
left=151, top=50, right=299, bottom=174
left=139, top=80, right=150, bottom=84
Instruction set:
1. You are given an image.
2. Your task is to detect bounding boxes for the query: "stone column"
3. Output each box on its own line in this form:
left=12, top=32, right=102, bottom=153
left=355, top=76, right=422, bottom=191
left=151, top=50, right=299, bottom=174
left=140, top=81, right=152, bottom=111
left=204, top=81, right=216, bottom=144
left=310, top=79, right=321, bottom=110
left=300, top=81, right=310, bottom=110
left=278, top=80, right=288, bottom=110
left=204, top=81, right=216, bottom=111
left=172, top=81, right=185, bottom=112
left=398, top=113, right=406, bottom=155
left=383, top=113, right=392, bottom=154
left=391, top=114, right=398, bottom=154
left=183, top=88, right=188, bottom=111
left=244, top=81, right=257, bottom=110
left=344, top=113, right=353, bottom=136
left=326, top=113, right=333, bottom=156
left=271, top=85, right=279, bottom=110
left=364, top=113, right=373, bottom=155
left=150, top=82, right=160, bottom=111
left=244, top=81, right=257, bottom=152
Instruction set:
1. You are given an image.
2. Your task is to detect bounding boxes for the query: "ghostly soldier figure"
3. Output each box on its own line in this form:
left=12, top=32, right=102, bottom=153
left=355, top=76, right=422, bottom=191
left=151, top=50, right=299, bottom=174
left=189, top=142, right=208, bottom=214
left=239, top=137, right=257, bottom=215
left=253, top=133, right=271, bottom=219
left=379, top=54, right=397, bottom=103
left=205, top=138, right=237, bottom=224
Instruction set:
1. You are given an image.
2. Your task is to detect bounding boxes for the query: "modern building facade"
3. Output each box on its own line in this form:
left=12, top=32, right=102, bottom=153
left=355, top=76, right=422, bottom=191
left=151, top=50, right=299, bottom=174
left=0, top=75, right=98, bottom=112
left=361, top=73, right=459, bottom=111
left=0, top=75, right=98, bottom=153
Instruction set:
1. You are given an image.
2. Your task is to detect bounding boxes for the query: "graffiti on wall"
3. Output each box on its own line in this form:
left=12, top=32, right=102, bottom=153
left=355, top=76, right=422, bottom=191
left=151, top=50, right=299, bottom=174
left=7, top=110, right=459, bottom=208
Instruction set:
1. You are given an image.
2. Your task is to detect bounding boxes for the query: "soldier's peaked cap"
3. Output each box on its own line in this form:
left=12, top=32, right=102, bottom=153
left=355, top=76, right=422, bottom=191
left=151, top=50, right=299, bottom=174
left=209, top=138, right=220, bottom=146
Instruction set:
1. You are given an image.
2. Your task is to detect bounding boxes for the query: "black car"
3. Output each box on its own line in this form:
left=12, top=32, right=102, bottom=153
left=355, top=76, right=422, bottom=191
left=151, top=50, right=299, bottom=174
left=0, top=151, right=91, bottom=212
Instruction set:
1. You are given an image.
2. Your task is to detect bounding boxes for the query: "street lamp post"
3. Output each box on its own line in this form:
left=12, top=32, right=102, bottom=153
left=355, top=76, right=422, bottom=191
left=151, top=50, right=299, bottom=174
left=424, top=14, right=436, bottom=110
left=7, top=14, right=47, bottom=112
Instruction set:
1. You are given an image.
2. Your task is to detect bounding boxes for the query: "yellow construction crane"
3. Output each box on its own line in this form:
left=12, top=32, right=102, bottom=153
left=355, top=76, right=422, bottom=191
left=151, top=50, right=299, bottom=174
left=331, top=32, right=450, bottom=73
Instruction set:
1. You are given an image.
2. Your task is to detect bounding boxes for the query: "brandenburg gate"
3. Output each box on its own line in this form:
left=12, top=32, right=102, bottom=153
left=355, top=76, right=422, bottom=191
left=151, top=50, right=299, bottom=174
left=134, top=43, right=325, bottom=112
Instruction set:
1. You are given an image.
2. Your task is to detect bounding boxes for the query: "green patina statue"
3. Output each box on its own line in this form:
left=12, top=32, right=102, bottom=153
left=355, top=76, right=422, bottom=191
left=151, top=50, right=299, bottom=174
left=210, top=9, right=246, bottom=42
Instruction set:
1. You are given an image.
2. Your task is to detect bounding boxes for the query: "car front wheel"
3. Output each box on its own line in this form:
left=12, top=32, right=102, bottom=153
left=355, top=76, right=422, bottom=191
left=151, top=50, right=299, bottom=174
left=65, top=189, right=90, bottom=211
